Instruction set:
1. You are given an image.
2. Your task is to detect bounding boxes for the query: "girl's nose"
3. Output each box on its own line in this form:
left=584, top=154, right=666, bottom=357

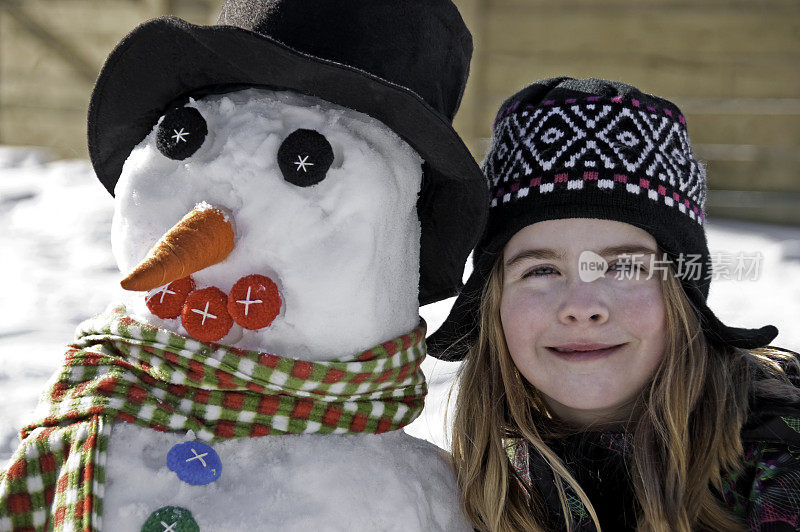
left=557, top=281, right=610, bottom=325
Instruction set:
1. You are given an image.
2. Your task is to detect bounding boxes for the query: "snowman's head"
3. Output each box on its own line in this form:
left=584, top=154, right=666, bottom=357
left=112, top=88, right=423, bottom=359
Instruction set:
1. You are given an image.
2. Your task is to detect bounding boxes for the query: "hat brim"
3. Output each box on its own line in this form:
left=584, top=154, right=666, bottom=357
left=88, top=16, right=487, bottom=306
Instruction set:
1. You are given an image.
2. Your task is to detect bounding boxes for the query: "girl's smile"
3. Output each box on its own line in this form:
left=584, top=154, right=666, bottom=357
left=500, top=218, right=668, bottom=427
left=546, top=342, right=627, bottom=362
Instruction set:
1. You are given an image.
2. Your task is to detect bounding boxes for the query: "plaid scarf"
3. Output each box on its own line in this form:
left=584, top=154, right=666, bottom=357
left=0, top=304, right=427, bottom=531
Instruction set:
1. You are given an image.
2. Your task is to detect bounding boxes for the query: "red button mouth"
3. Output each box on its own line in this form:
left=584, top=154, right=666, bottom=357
left=226, top=274, right=282, bottom=330
left=144, top=273, right=283, bottom=344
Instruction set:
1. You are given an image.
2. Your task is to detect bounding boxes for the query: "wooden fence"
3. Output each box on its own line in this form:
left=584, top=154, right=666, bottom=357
left=1, top=0, right=798, bottom=224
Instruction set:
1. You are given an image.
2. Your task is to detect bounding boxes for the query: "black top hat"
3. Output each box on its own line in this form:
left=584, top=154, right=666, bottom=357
left=88, top=0, right=488, bottom=306
left=428, top=77, right=778, bottom=360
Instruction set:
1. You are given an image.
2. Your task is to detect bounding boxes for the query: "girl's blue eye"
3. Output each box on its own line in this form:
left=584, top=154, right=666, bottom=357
left=520, top=260, right=648, bottom=279
left=522, top=266, right=558, bottom=278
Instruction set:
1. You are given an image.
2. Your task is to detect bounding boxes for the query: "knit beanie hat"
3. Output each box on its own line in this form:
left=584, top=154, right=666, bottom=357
left=428, top=77, right=778, bottom=361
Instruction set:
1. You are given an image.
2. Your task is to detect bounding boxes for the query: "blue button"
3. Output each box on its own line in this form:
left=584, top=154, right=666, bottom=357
left=167, top=441, right=222, bottom=486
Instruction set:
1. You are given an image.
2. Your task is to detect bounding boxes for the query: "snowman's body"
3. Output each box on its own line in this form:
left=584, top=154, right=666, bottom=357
left=103, top=424, right=466, bottom=531
left=101, top=89, right=470, bottom=530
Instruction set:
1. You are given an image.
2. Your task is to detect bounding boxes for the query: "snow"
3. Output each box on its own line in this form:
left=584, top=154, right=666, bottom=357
left=2, top=127, right=800, bottom=527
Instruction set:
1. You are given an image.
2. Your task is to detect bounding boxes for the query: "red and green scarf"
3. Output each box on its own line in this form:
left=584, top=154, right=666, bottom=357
left=0, top=305, right=427, bottom=531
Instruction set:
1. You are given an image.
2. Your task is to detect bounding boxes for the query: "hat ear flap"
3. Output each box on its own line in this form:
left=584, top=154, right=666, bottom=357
left=700, top=310, right=779, bottom=350
left=679, top=274, right=778, bottom=350
left=417, top=162, right=489, bottom=306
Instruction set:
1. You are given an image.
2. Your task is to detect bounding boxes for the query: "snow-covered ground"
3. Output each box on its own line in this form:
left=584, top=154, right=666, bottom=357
left=1, top=145, right=799, bottom=464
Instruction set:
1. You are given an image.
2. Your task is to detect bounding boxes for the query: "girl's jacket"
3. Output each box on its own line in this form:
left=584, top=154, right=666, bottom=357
left=512, top=352, right=800, bottom=531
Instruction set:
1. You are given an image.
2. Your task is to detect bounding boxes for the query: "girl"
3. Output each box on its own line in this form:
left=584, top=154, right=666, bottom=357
left=428, top=78, right=800, bottom=532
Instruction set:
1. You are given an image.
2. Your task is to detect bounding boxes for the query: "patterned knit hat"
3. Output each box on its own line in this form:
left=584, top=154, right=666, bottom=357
left=428, top=77, right=778, bottom=360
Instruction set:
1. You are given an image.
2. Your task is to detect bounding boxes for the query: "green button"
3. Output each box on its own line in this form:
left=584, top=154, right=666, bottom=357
left=141, top=506, right=199, bottom=532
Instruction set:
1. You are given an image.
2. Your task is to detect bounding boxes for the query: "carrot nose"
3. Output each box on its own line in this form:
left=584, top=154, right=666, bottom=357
left=120, top=204, right=235, bottom=292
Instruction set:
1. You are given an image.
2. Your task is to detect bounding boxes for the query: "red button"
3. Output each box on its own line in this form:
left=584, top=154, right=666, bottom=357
left=227, top=274, right=282, bottom=330
left=181, top=287, right=233, bottom=342
left=145, top=277, right=195, bottom=319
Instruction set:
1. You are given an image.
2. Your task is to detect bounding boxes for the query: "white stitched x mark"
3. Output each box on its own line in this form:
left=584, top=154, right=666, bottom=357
left=236, top=286, right=263, bottom=316
left=148, top=285, right=176, bottom=304
left=293, top=154, right=314, bottom=172
left=190, top=302, right=217, bottom=325
left=171, top=128, right=190, bottom=143
left=185, top=447, right=208, bottom=467
left=161, top=521, right=177, bottom=532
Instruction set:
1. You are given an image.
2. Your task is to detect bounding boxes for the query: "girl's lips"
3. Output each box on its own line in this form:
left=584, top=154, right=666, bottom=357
left=545, top=344, right=626, bottom=362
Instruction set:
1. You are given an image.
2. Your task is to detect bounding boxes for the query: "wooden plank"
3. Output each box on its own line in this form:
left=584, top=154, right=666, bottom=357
left=0, top=0, right=98, bottom=83
left=451, top=0, right=487, bottom=157
left=0, top=8, right=125, bottom=75
left=707, top=205, right=800, bottom=227
left=173, top=0, right=220, bottom=24
left=695, top=144, right=800, bottom=164
left=11, top=0, right=220, bottom=43
left=688, top=115, right=800, bottom=146
left=706, top=190, right=800, bottom=226
left=486, top=9, right=800, bottom=56
left=482, top=52, right=800, bottom=100
left=22, top=0, right=152, bottom=34
left=671, top=98, right=800, bottom=116
left=0, top=106, right=89, bottom=158
left=705, top=159, right=800, bottom=192
left=6, top=0, right=223, bottom=64
left=0, top=31, right=98, bottom=102
left=0, top=71, right=92, bottom=109
left=487, top=0, right=799, bottom=9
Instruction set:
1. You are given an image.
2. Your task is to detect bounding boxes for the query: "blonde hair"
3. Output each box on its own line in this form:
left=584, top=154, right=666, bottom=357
left=448, top=253, right=799, bottom=532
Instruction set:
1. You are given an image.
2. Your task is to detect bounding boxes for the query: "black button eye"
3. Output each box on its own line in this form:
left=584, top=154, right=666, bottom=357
left=156, top=107, right=208, bottom=160
left=277, top=129, right=334, bottom=187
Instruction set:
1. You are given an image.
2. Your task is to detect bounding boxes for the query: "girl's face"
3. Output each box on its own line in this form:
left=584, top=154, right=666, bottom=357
left=500, top=218, right=667, bottom=427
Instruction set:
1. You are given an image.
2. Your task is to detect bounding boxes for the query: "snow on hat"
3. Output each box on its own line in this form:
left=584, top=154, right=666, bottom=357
left=428, top=77, right=778, bottom=360
left=88, top=0, right=488, bottom=306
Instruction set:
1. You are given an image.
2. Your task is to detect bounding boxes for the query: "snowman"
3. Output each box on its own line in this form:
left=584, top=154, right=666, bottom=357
left=0, top=0, right=488, bottom=531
